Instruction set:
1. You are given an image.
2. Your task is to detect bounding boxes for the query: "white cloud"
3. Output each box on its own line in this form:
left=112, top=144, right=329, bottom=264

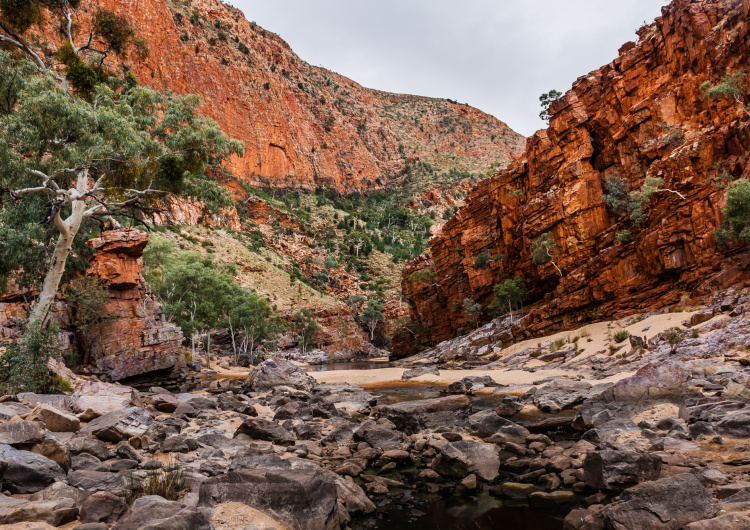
left=232, top=0, right=668, bottom=136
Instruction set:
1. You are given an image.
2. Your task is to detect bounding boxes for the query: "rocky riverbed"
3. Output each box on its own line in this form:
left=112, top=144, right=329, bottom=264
left=2, top=292, right=750, bottom=528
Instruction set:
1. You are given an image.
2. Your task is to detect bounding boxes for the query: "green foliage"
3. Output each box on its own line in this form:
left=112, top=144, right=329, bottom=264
left=532, top=232, right=555, bottom=265
left=615, top=230, right=632, bottom=244
left=361, top=298, right=385, bottom=340
left=65, top=276, right=113, bottom=333
left=0, top=0, right=80, bottom=34
left=602, top=174, right=632, bottom=217
left=630, top=176, right=664, bottom=224
left=474, top=251, right=503, bottom=270
left=125, top=464, right=186, bottom=504
left=462, top=298, right=482, bottom=328
left=700, top=71, right=748, bottom=115
left=716, top=179, right=750, bottom=245
left=488, top=277, right=528, bottom=318
left=0, top=323, right=61, bottom=394
left=408, top=269, right=437, bottom=284
left=539, top=89, right=563, bottom=122
left=94, top=10, right=136, bottom=57
left=294, top=309, right=318, bottom=353
left=663, top=327, right=683, bottom=354
left=508, top=187, right=524, bottom=199
left=613, top=330, right=630, bottom=343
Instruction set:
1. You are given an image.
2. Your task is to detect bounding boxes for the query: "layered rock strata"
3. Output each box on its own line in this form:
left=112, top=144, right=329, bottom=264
left=398, top=0, right=750, bottom=355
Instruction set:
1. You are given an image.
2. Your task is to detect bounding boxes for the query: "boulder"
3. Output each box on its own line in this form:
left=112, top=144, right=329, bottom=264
left=532, top=380, right=592, bottom=414
left=199, top=456, right=340, bottom=530
left=447, top=375, right=498, bottom=394
left=80, top=492, right=128, bottom=524
left=353, top=422, right=411, bottom=451
left=376, top=395, right=472, bottom=435
left=234, top=418, right=295, bottom=446
left=0, top=420, right=46, bottom=445
left=27, top=403, right=81, bottom=432
left=0, top=444, right=65, bottom=494
left=0, top=496, right=78, bottom=526
left=242, top=357, right=316, bottom=392
left=31, top=432, right=71, bottom=470
left=715, top=410, right=750, bottom=438
left=29, top=481, right=89, bottom=506
left=17, top=393, right=72, bottom=411
left=401, top=366, right=439, bottom=381
left=432, top=440, right=501, bottom=481
left=600, top=473, right=716, bottom=529
left=468, top=410, right=530, bottom=442
left=151, top=394, right=180, bottom=413
left=71, top=381, right=140, bottom=416
left=68, top=435, right=113, bottom=461
left=583, top=451, right=662, bottom=491
left=79, top=407, right=153, bottom=442
left=112, top=495, right=211, bottom=530
left=685, top=513, right=750, bottom=529
left=574, top=361, right=701, bottom=430
left=67, top=470, right=131, bottom=496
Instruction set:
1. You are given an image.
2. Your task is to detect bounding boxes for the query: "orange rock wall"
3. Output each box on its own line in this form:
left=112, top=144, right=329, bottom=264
left=35, top=0, right=524, bottom=193
left=397, top=0, right=750, bottom=356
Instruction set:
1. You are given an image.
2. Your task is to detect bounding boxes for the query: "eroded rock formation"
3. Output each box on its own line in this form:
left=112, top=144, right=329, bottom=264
left=398, top=0, right=750, bottom=355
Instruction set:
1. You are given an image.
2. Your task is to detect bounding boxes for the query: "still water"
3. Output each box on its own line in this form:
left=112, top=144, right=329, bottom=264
left=353, top=493, right=564, bottom=530
left=304, top=361, right=392, bottom=372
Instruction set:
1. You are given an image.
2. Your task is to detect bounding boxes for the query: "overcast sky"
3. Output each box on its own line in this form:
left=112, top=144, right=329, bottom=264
left=230, top=1, right=668, bottom=137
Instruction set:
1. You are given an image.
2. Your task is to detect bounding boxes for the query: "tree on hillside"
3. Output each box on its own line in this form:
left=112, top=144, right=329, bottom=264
left=629, top=176, right=686, bottom=224
left=229, top=290, right=283, bottom=365
left=0, top=4, right=242, bottom=333
left=294, top=309, right=319, bottom=354
left=361, top=298, right=385, bottom=341
left=701, top=71, right=750, bottom=119
left=539, top=90, right=563, bottom=123
left=488, top=277, right=528, bottom=324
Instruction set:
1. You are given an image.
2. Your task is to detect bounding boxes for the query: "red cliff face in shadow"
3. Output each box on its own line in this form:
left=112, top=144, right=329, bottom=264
left=396, top=0, right=750, bottom=356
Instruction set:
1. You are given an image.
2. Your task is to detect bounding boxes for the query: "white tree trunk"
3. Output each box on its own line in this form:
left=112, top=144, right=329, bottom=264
left=28, top=170, right=88, bottom=326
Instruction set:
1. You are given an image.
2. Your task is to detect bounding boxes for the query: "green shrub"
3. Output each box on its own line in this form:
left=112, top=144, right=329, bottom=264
left=616, top=230, right=632, bottom=244
left=408, top=269, right=437, bottom=284
left=0, top=324, right=61, bottom=395
left=125, top=464, right=186, bottom=504
left=613, top=330, right=630, bottom=343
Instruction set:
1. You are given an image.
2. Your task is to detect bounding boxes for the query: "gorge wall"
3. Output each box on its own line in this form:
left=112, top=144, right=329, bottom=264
left=36, top=0, right=524, bottom=193
left=397, top=0, right=750, bottom=356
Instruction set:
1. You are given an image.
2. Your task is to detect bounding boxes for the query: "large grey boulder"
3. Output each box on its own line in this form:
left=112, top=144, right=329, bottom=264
left=583, top=451, right=662, bottom=491
left=0, top=444, right=65, bottom=494
left=67, top=470, right=131, bottom=496
left=28, top=403, right=81, bottom=432
left=600, top=473, right=716, bottom=529
left=432, top=440, right=501, bottom=481
left=79, top=407, right=153, bottom=442
left=574, top=361, right=701, bottom=430
left=234, top=418, right=295, bottom=446
left=354, top=422, right=411, bottom=451
left=0, top=421, right=46, bottom=445
left=79, top=492, right=128, bottom=524
left=17, top=393, right=72, bottom=411
left=112, top=495, right=212, bottom=530
left=376, top=395, right=472, bottom=435
left=467, top=410, right=530, bottom=442
left=531, top=379, right=592, bottom=413
left=242, top=357, right=316, bottom=392
left=68, top=435, right=113, bottom=461
left=71, top=382, right=140, bottom=416
left=0, top=495, right=78, bottom=526
left=199, top=455, right=340, bottom=530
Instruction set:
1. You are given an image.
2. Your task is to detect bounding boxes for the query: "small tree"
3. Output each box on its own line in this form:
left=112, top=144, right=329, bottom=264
left=230, top=291, right=280, bottom=364
left=0, top=323, right=62, bottom=394
left=294, top=309, right=318, bottom=354
left=488, top=277, right=528, bottom=324
left=323, top=255, right=338, bottom=282
left=630, top=176, right=686, bottom=224
left=701, top=71, right=750, bottom=119
left=539, top=89, right=563, bottom=122
left=346, top=294, right=367, bottom=317
left=716, top=179, right=750, bottom=245
left=361, top=299, right=385, bottom=341
left=474, top=252, right=504, bottom=270
left=463, top=298, right=482, bottom=329
left=601, top=174, right=632, bottom=217
left=532, top=233, right=562, bottom=276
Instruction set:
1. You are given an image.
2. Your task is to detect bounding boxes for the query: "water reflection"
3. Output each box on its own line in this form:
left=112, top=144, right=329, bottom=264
left=304, top=361, right=392, bottom=372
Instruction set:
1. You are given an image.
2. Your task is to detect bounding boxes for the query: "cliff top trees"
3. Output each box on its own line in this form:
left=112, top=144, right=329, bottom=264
left=539, top=90, right=562, bottom=123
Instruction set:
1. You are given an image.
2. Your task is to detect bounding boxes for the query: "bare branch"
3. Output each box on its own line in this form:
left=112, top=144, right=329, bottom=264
left=654, top=189, right=687, bottom=200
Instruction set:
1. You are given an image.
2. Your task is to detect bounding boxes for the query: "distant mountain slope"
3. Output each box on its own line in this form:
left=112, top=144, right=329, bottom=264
left=36, top=0, right=525, bottom=192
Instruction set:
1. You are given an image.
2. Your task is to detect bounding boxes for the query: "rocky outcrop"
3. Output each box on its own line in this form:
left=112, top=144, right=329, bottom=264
left=398, top=0, right=750, bottom=355
left=35, top=0, right=524, bottom=194
left=0, top=229, right=184, bottom=382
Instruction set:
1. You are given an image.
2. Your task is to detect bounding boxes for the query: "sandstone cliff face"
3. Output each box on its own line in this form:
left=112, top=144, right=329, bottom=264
left=79, top=229, right=185, bottom=382
left=37, top=0, right=524, bottom=193
left=0, top=230, right=184, bottom=382
left=397, top=0, right=750, bottom=355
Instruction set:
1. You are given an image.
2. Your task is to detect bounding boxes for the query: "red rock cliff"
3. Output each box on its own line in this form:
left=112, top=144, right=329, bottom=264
left=35, top=0, right=524, bottom=192
left=397, top=0, right=750, bottom=356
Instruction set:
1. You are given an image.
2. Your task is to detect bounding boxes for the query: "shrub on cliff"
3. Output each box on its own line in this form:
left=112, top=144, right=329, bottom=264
left=701, top=71, right=750, bottom=119
left=716, top=179, right=750, bottom=245
left=532, top=233, right=562, bottom=276
left=0, top=323, right=62, bottom=394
